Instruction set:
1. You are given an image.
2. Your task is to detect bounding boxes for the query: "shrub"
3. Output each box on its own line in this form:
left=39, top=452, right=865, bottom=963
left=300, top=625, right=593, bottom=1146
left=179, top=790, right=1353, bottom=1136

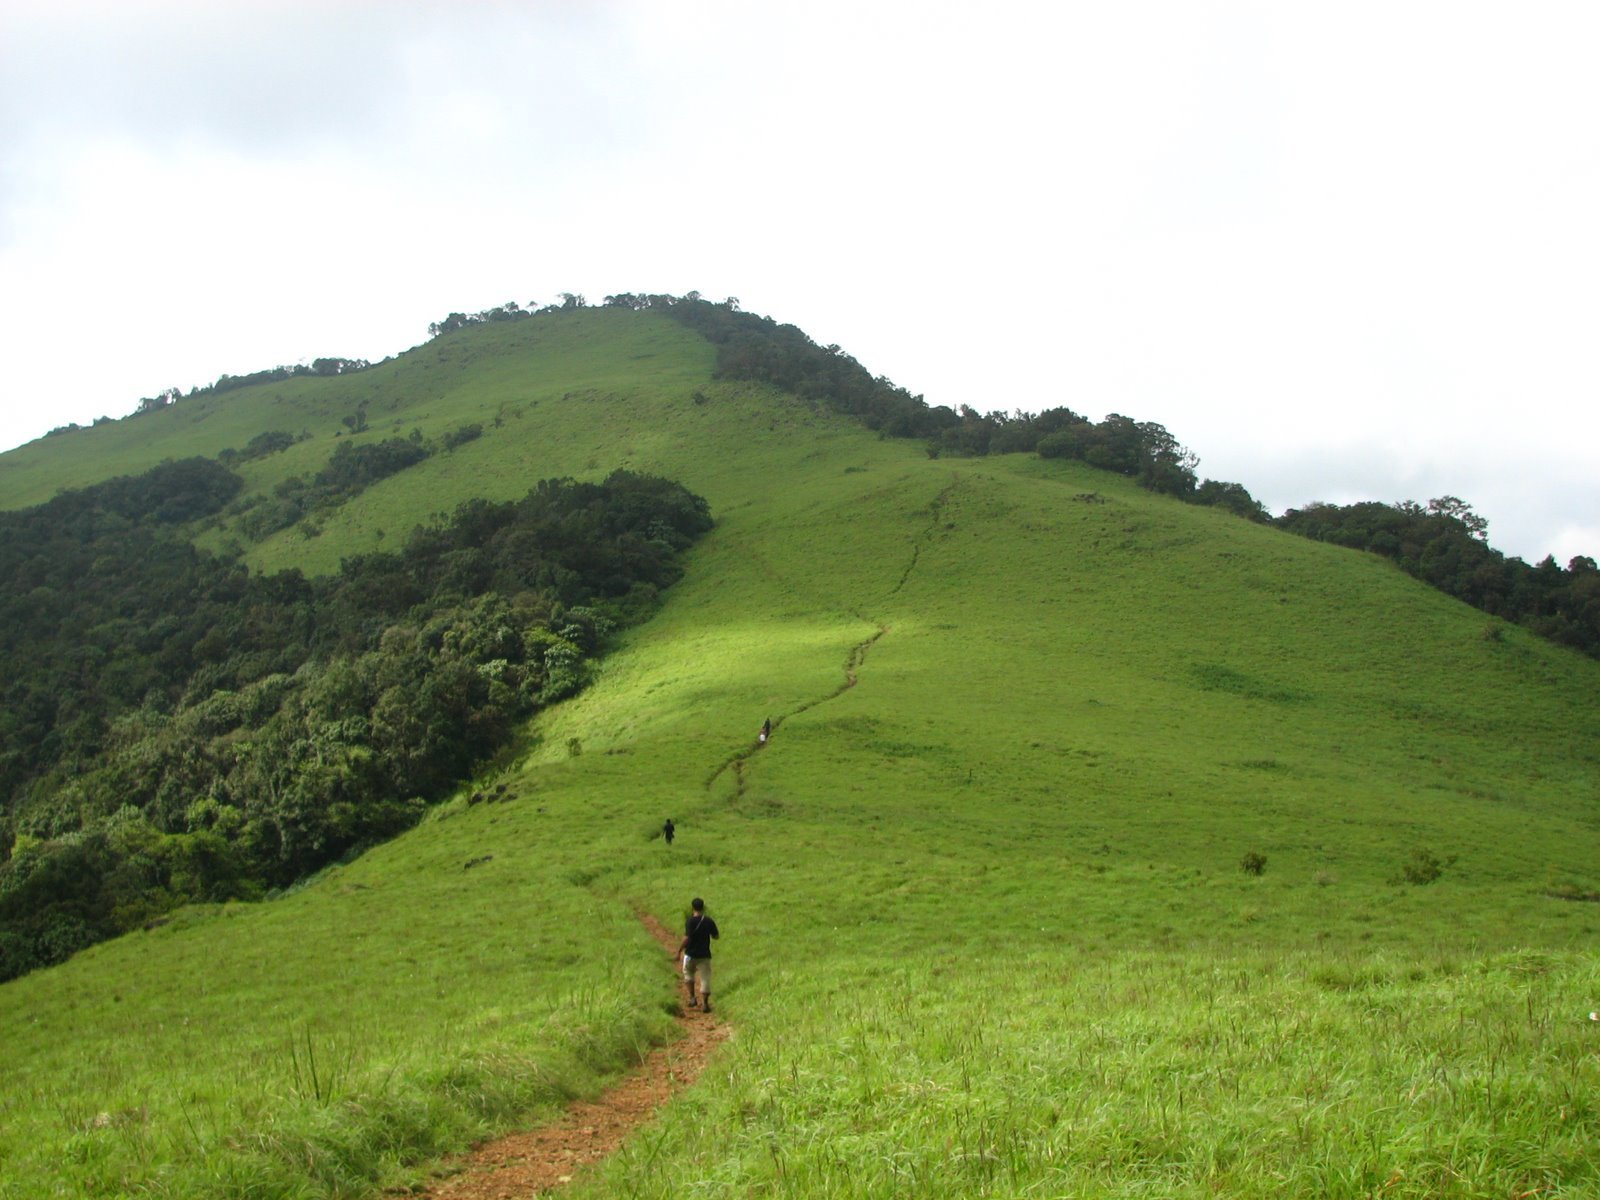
left=1393, top=847, right=1452, bottom=885
left=1240, top=851, right=1267, bottom=876
left=1543, top=880, right=1600, bottom=903
left=441, top=423, right=484, bottom=452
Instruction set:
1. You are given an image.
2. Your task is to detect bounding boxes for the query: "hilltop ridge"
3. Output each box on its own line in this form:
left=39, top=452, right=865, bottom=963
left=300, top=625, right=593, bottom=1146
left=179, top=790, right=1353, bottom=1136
left=11, top=297, right=1595, bottom=659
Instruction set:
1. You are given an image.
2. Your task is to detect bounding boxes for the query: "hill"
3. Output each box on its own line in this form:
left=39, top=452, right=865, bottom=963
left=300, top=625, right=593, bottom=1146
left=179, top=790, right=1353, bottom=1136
left=1, top=305, right=1597, bottom=1199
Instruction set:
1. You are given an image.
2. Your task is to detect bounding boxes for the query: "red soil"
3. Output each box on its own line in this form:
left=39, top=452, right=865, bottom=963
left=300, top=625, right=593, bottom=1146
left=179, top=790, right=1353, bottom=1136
left=414, top=913, right=729, bottom=1199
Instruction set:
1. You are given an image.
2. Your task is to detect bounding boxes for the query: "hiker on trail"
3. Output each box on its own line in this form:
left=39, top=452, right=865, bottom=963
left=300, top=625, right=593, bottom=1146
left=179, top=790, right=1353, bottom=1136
left=758, top=717, right=771, bottom=745
left=663, top=818, right=675, bottom=845
left=678, top=897, right=720, bottom=1012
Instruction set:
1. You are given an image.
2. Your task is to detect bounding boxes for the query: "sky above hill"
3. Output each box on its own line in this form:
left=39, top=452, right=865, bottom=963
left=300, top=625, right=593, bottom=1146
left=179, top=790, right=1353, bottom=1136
left=2, top=1, right=1596, bottom=564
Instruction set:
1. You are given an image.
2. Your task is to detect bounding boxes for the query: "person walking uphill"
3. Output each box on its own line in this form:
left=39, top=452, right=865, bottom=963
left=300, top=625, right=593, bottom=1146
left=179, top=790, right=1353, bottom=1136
left=678, top=897, right=719, bottom=1013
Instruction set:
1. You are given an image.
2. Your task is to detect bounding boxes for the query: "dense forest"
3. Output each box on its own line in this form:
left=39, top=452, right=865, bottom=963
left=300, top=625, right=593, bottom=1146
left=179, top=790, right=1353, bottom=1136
left=0, top=459, right=712, bottom=980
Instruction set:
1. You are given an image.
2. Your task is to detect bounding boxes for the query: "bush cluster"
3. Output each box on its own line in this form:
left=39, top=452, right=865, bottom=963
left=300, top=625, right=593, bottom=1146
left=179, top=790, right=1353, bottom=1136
left=230, top=434, right=432, bottom=540
left=1392, top=847, right=1453, bottom=886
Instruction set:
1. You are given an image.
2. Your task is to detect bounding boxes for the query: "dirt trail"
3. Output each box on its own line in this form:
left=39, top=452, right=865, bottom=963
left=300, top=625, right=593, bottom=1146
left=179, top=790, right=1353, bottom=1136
left=417, top=914, right=729, bottom=1199
left=702, top=480, right=957, bottom=798
left=418, top=482, right=957, bottom=1195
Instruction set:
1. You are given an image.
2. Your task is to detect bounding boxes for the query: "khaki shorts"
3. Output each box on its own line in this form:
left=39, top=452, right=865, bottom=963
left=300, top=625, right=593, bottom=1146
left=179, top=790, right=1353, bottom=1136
left=682, top=956, right=713, bottom=993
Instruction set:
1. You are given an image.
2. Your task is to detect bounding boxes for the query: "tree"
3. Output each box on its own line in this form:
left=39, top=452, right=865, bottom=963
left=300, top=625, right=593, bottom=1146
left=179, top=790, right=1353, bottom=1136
left=310, top=357, right=370, bottom=376
left=1196, top=479, right=1270, bottom=521
left=135, top=388, right=180, bottom=415
left=1427, top=495, right=1489, bottom=541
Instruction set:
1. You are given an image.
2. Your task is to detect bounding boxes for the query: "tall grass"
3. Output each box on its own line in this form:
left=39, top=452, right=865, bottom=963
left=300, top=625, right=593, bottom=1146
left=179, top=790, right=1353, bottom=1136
left=589, top=948, right=1599, bottom=1199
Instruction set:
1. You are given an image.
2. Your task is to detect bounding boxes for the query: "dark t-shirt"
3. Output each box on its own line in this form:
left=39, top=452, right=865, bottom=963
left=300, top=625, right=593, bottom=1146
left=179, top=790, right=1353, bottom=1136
left=683, top=913, right=719, bottom=959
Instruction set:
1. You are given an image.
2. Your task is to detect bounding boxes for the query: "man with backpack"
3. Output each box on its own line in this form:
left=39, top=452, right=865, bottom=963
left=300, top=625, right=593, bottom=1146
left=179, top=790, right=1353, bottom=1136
left=678, top=897, right=720, bottom=1013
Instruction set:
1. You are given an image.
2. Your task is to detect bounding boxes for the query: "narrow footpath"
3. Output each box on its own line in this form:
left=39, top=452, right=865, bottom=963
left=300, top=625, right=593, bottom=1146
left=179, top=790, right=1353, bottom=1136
left=418, top=914, right=730, bottom=1199
left=702, top=478, right=957, bottom=799
left=417, top=481, right=958, bottom=1195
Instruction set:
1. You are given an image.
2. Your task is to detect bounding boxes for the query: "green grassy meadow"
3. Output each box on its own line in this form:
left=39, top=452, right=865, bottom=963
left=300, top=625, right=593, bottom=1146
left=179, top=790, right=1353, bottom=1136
left=2, top=309, right=1598, bottom=1198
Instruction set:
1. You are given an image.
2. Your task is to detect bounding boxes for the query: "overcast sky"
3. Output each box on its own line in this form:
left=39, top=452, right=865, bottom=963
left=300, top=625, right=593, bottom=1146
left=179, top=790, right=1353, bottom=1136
left=3, top=1, right=1596, bottom=564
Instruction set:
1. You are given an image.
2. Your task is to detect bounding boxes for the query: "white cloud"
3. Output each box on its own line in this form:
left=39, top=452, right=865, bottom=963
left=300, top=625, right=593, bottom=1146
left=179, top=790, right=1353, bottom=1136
left=1, top=0, right=1597, bottom=563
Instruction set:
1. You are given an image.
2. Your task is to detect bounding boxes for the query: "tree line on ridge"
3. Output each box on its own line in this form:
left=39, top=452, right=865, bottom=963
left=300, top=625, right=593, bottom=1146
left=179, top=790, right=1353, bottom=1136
left=640, top=294, right=1595, bottom=657
left=326, top=290, right=1600, bottom=658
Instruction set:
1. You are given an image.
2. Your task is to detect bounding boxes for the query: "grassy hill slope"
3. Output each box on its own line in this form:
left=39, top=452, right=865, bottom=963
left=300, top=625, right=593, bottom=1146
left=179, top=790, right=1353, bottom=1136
left=1, top=309, right=1597, bottom=1199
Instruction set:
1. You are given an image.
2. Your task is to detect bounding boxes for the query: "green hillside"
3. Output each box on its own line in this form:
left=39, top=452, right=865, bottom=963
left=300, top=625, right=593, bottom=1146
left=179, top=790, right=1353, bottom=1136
left=2, top=307, right=1597, bottom=1198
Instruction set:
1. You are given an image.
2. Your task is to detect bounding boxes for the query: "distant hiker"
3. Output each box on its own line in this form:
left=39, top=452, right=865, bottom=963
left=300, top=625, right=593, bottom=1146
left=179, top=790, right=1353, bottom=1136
left=663, top=818, right=675, bottom=845
left=758, top=717, right=772, bottom=745
left=678, top=897, right=720, bottom=1012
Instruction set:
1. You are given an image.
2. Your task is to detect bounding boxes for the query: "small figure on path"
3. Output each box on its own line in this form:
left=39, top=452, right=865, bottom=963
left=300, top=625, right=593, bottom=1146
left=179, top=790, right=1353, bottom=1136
left=662, top=817, right=675, bottom=845
left=677, top=897, right=720, bottom=1013
left=758, top=717, right=772, bottom=745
